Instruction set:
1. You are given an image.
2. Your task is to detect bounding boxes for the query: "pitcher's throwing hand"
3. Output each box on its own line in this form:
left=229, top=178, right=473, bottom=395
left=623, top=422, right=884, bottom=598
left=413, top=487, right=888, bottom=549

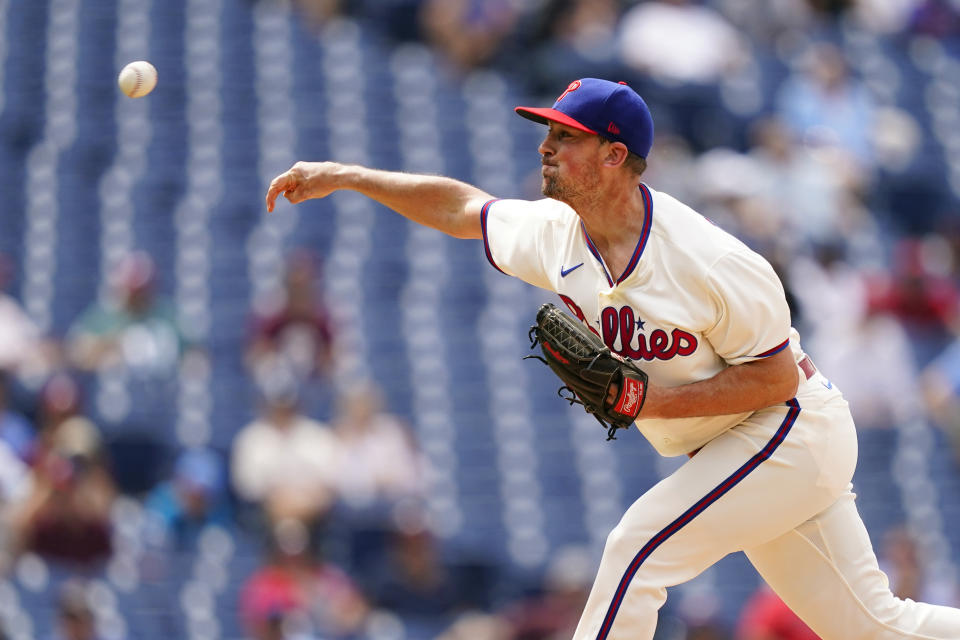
left=266, top=161, right=342, bottom=212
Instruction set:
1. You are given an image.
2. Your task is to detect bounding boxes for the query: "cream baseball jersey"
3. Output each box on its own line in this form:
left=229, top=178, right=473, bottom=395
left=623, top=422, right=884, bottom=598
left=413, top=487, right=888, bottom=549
left=481, top=184, right=803, bottom=457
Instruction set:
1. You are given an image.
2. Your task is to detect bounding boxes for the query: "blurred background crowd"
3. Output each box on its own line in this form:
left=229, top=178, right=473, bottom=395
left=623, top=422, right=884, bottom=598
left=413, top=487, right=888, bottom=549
left=1, top=0, right=960, bottom=639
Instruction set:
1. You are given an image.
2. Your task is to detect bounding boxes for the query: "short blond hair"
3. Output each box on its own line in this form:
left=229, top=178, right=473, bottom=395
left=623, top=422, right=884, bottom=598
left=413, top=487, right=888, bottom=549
left=624, top=152, right=647, bottom=176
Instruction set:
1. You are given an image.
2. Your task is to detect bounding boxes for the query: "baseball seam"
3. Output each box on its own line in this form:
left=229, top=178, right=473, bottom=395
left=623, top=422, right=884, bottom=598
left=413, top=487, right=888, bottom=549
left=133, top=69, right=142, bottom=96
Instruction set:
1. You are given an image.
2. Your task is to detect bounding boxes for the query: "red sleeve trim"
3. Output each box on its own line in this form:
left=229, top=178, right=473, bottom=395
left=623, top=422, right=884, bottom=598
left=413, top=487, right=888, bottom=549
left=754, top=338, right=789, bottom=358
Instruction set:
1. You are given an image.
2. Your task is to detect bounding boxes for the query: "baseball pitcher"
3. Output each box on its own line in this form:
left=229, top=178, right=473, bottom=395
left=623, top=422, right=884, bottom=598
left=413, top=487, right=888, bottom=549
left=266, top=78, right=960, bottom=639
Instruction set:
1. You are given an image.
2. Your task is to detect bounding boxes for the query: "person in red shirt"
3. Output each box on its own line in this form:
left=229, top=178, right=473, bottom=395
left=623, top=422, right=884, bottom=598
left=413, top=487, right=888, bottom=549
left=246, top=249, right=335, bottom=383
left=737, top=586, right=820, bottom=640
left=240, top=517, right=369, bottom=640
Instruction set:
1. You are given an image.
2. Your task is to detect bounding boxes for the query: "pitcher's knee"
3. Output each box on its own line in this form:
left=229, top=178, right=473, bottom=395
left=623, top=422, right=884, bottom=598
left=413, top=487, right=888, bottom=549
left=600, top=524, right=672, bottom=596
left=605, top=518, right=665, bottom=554
left=604, top=523, right=631, bottom=554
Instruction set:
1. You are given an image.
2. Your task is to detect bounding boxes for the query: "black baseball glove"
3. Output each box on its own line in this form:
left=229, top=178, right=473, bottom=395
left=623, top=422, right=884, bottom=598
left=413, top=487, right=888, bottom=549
left=526, top=303, right=648, bottom=440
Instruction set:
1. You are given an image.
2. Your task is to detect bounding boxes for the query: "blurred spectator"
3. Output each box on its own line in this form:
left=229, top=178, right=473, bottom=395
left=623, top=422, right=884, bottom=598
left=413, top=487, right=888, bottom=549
left=349, top=0, right=424, bottom=42
left=0, top=371, right=36, bottom=463
left=330, top=380, right=426, bottom=573
left=66, top=250, right=198, bottom=444
left=869, top=107, right=923, bottom=176
left=848, top=0, right=919, bottom=35
left=66, top=251, right=189, bottom=378
left=618, top=0, right=747, bottom=85
left=689, top=622, right=732, bottom=640
left=0, top=254, right=53, bottom=381
left=918, top=325, right=960, bottom=457
left=691, top=147, right=775, bottom=250
left=805, top=0, right=855, bottom=18
left=292, top=0, right=343, bottom=28
left=437, top=611, right=511, bottom=640
left=32, top=373, right=110, bottom=488
left=11, top=375, right=115, bottom=566
left=714, top=0, right=814, bottom=44
left=367, top=525, right=463, bottom=622
left=921, top=337, right=960, bottom=454
left=51, top=580, right=103, bottom=640
left=775, top=41, right=877, bottom=169
left=501, top=545, right=593, bottom=640
left=0, top=440, right=31, bottom=572
left=240, top=517, right=369, bottom=640
left=908, top=0, right=960, bottom=38
left=747, top=116, right=869, bottom=248
left=879, top=526, right=959, bottom=606
left=524, top=0, right=621, bottom=95
left=231, top=366, right=341, bottom=529
left=332, top=380, right=424, bottom=511
left=736, top=585, right=818, bottom=640
left=789, top=244, right=920, bottom=429
left=247, top=250, right=335, bottom=385
left=419, top=0, right=521, bottom=72
left=867, top=237, right=960, bottom=364
left=144, top=447, right=233, bottom=550
left=34, top=373, right=98, bottom=455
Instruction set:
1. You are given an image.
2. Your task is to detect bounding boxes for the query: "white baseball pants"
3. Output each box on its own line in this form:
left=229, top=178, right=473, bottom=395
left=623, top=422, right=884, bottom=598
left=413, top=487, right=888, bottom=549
left=572, top=376, right=960, bottom=639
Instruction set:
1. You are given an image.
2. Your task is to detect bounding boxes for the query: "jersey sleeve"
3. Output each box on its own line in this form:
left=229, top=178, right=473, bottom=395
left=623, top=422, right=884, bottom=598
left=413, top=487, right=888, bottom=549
left=704, top=249, right=792, bottom=365
left=480, top=198, right=557, bottom=291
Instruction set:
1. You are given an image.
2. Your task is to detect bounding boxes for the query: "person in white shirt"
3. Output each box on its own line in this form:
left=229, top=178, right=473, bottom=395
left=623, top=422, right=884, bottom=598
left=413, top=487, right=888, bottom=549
left=231, top=369, right=341, bottom=526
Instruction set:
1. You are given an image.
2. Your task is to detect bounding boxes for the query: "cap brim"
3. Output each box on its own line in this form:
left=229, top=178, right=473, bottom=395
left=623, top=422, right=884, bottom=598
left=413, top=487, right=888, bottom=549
left=514, top=107, right=598, bottom=134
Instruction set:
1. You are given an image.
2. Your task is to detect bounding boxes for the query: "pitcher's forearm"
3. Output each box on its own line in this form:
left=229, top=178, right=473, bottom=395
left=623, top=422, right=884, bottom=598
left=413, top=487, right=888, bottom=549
left=336, top=165, right=490, bottom=239
left=267, top=161, right=493, bottom=238
left=642, top=348, right=800, bottom=419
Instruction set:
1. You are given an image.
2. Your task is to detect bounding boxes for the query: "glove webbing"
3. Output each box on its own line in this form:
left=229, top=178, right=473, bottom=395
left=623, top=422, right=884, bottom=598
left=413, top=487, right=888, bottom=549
left=525, top=327, right=628, bottom=441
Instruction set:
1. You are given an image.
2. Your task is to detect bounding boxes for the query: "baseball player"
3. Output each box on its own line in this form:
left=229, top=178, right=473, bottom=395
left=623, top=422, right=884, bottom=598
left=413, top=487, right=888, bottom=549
left=266, top=78, right=960, bottom=639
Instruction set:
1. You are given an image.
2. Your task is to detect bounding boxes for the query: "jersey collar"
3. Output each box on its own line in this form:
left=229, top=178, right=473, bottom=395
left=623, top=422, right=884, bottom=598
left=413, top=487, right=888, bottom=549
left=580, top=183, right=654, bottom=287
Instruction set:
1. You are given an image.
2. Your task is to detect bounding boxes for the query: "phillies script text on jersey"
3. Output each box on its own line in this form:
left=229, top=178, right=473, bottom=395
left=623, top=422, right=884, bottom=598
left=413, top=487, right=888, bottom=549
left=558, top=294, right=698, bottom=362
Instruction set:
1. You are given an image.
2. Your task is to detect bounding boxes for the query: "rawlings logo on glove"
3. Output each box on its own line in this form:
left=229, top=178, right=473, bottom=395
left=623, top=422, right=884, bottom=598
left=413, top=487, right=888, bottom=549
left=526, top=303, right=648, bottom=440
left=614, top=376, right=644, bottom=415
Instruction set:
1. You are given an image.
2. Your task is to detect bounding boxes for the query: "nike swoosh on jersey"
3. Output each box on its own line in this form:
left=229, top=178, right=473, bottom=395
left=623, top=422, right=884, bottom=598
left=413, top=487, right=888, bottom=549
left=560, top=263, right=584, bottom=277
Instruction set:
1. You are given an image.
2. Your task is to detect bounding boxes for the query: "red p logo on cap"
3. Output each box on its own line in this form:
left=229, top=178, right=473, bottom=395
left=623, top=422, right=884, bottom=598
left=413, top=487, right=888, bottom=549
left=556, top=80, right=581, bottom=103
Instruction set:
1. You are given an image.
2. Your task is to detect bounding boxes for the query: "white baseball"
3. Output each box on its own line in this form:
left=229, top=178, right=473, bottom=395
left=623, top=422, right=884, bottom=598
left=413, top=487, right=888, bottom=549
left=118, top=61, right=158, bottom=98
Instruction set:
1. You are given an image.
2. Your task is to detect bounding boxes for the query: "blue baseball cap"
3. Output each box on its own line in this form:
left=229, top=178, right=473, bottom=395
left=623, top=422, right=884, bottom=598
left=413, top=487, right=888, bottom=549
left=515, top=78, right=654, bottom=159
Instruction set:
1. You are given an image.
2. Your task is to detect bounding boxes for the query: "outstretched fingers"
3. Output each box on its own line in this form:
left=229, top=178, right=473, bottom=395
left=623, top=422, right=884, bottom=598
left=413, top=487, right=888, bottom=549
left=265, top=174, right=286, bottom=212
left=265, top=172, right=298, bottom=212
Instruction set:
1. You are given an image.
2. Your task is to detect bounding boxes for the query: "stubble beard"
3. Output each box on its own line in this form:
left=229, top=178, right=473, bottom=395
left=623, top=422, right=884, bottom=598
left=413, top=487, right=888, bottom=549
left=541, top=167, right=599, bottom=209
left=541, top=174, right=562, bottom=199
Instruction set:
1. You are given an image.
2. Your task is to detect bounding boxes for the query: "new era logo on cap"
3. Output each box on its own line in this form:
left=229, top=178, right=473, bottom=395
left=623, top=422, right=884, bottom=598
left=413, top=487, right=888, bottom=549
left=515, top=78, right=654, bottom=159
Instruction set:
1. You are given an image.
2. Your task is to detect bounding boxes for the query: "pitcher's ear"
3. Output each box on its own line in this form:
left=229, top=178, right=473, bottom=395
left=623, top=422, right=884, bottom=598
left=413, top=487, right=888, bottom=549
left=603, top=141, right=629, bottom=168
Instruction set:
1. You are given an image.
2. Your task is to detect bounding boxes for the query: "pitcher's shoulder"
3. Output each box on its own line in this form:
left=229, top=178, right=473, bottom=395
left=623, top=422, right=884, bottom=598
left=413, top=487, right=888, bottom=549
left=646, top=187, right=752, bottom=264
left=491, top=197, right=578, bottom=221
